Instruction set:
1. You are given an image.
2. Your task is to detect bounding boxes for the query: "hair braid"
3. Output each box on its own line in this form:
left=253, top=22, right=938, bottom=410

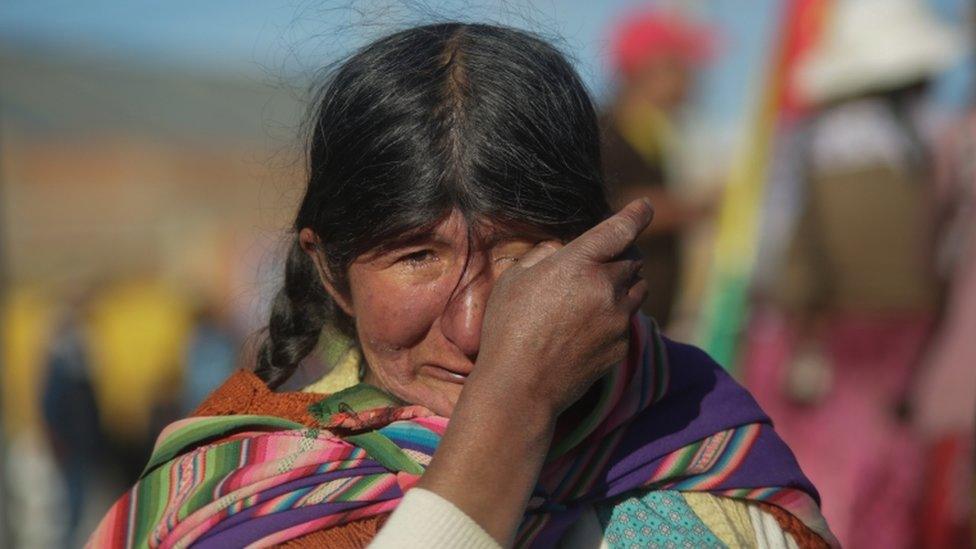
left=255, top=239, right=333, bottom=389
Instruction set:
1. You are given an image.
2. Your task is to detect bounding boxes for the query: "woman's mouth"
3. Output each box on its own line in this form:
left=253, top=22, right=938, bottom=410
left=421, top=364, right=470, bottom=384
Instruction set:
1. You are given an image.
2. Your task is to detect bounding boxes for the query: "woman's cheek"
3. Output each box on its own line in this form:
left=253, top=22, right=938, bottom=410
left=351, top=272, right=450, bottom=354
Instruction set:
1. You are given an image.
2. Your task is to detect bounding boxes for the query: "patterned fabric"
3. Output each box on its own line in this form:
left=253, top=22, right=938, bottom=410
left=88, top=314, right=837, bottom=548
left=681, top=492, right=757, bottom=547
left=599, top=490, right=724, bottom=548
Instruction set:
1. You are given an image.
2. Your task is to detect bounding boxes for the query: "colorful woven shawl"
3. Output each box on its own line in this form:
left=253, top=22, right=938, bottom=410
left=87, top=314, right=837, bottom=548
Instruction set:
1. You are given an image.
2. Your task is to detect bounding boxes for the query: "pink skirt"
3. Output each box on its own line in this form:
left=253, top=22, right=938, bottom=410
left=741, top=308, right=932, bottom=549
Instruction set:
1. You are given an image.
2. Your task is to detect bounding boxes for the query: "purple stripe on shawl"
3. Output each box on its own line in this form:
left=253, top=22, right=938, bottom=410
left=193, top=475, right=403, bottom=548
left=192, top=502, right=369, bottom=548
left=194, top=464, right=389, bottom=542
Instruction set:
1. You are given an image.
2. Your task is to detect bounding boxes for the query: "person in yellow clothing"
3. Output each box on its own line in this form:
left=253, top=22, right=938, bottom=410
left=85, top=278, right=192, bottom=480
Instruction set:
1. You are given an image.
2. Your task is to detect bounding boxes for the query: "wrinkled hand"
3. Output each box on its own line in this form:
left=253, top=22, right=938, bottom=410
left=412, top=200, right=653, bottom=544
left=468, top=199, right=653, bottom=420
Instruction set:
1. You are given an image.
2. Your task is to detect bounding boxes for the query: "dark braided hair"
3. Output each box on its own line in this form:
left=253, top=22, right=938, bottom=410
left=256, top=22, right=611, bottom=389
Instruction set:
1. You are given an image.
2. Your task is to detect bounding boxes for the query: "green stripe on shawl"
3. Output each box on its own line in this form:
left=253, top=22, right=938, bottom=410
left=657, top=440, right=703, bottom=482
left=333, top=473, right=388, bottom=502
left=346, top=432, right=424, bottom=475
left=182, top=439, right=245, bottom=518
left=144, top=415, right=304, bottom=474
left=133, top=454, right=172, bottom=546
left=548, top=368, right=619, bottom=460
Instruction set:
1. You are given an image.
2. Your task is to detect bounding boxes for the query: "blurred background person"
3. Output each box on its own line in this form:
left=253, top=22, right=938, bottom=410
left=85, top=278, right=191, bottom=485
left=746, top=0, right=963, bottom=547
left=601, top=9, right=716, bottom=329
left=39, top=292, right=103, bottom=549
left=179, top=301, right=238, bottom=415
left=911, top=91, right=976, bottom=549
left=910, top=6, right=976, bottom=543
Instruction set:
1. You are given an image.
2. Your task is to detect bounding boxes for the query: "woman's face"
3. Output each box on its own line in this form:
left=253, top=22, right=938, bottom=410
left=313, top=210, right=544, bottom=416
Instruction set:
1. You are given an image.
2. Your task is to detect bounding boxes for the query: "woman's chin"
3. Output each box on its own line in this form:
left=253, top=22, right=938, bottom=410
left=365, top=366, right=466, bottom=417
left=412, top=377, right=463, bottom=417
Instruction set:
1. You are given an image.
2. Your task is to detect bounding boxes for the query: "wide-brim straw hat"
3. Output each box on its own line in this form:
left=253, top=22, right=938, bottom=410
left=796, top=0, right=964, bottom=104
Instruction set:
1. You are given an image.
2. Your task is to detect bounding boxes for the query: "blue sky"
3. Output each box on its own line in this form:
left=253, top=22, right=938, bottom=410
left=0, top=1, right=779, bottom=124
left=0, top=0, right=969, bottom=133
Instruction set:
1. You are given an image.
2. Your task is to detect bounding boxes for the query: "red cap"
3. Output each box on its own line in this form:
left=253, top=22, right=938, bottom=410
left=612, top=11, right=716, bottom=76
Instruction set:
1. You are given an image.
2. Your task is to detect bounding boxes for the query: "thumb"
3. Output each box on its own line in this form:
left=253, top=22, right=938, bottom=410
left=517, top=240, right=563, bottom=268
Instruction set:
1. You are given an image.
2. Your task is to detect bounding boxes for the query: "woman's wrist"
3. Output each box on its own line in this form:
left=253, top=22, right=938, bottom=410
left=416, top=368, right=557, bottom=545
left=466, top=349, right=566, bottom=425
left=458, top=379, right=559, bottom=448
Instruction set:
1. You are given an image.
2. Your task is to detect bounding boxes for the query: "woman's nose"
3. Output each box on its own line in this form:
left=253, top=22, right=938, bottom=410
left=439, top=275, right=492, bottom=359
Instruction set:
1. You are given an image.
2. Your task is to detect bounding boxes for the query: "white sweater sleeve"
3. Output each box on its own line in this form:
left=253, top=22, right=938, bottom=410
left=369, top=488, right=502, bottom=549
left=748, top=504, right=800, bottom=549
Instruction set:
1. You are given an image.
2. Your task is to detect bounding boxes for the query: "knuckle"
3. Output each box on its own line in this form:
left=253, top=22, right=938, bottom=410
left=575, top=238, right=603, bottom=259
left=539, top=241, right=563, bottom=253
left=601, top=284, right=620, bottom=312
left=605, top=217, right=635, bottom=241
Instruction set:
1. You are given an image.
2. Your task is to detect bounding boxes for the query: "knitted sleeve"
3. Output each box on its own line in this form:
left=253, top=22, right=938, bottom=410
left=369, top=488, right=501, bottom=549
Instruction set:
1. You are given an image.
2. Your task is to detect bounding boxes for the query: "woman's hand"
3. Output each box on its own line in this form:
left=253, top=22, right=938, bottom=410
left=413, top=199, right=653, bottom=546
left=472, top=197, right=653, bottom=419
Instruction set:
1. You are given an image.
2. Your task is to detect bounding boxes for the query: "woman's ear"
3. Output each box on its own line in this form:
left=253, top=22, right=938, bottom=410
left=298, top=228, right=354, bottom=316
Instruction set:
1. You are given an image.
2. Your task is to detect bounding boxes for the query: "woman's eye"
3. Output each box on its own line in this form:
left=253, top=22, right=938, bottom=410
left=492, top=242, right=537, bottom=267
left=400, top=250, right=438, bottom=266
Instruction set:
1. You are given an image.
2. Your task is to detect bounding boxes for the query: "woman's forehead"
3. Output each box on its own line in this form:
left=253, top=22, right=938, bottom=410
left=423, top=210, right=554, bottom=247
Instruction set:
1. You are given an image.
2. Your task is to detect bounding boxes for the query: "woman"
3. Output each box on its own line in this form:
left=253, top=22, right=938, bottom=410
left=88, top=23, right=835, bottom=548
